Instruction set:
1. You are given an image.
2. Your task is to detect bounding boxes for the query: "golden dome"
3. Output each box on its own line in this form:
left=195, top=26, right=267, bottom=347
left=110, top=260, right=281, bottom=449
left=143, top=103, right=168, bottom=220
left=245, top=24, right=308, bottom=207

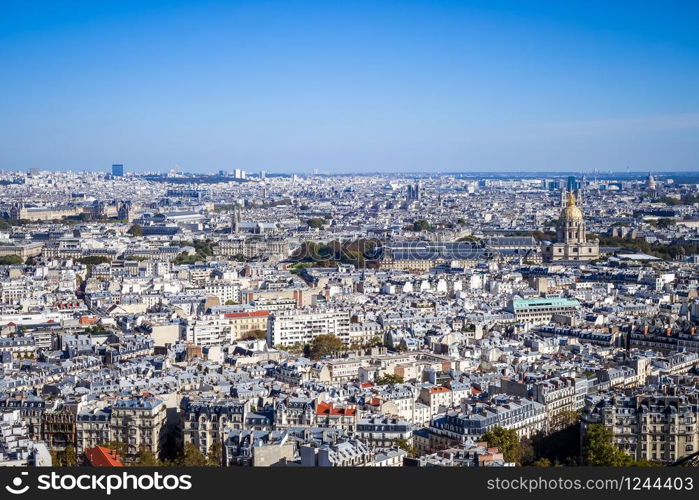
left=561, top=192, right=583, bottom=221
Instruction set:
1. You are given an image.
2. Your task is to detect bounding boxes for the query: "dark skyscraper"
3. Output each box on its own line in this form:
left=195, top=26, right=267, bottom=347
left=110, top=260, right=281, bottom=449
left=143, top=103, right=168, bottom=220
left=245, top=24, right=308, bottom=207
left=112, top=164, right=124, bottom=177
left=566, top=175, right=578, bottom=194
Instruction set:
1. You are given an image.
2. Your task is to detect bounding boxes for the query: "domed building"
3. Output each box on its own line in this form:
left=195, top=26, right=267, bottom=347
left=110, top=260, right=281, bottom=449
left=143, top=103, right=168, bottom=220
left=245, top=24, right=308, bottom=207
left=646, top=173, right=657, bottom=190
left=644, top=172, right=659, bottom=199
left=543, top=192, right=599, bottom=262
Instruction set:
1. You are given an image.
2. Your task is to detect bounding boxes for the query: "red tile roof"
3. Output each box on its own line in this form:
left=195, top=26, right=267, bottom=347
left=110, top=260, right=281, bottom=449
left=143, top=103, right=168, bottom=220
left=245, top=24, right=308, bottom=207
left=85, top=446, right=123, bottom=467
left=429, top=386, right=452, bottom=394
left=224, top=311, right=269, bottom=319
left=316, top=402, right=357, bottom=416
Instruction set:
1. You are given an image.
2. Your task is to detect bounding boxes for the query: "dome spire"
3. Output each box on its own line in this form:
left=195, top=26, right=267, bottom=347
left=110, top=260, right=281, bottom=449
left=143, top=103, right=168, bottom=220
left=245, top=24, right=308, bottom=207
left=560, top=191, right=583, bottom=222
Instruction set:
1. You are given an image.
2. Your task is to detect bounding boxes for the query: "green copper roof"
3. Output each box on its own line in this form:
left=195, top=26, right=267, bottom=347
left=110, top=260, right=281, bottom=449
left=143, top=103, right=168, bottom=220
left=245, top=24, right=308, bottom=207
left=511, top=298, right=580, bottom=311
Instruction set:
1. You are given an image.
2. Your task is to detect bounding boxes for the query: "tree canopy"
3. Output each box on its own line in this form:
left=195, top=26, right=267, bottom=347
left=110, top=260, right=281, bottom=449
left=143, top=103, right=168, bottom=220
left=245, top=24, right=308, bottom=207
left=177, top=443, right=209, bottom=466
left=482, top=426, right=522, bottom=464
left=207, top=440, right=223, bottom=466
left=412, top=219, right=431, bottom=232
left=0, top=255, right=23, bottom=265
left=306, top=217, right=326, bottom=229
left=127, top=224, right=144, bottom=236
left=583, top=424, right=633, bottom=466
left=375, top=373, right=404, bottom=385
left=133, top=448, right=161, bottom=466
left=309, top=334, right=345, bottom=359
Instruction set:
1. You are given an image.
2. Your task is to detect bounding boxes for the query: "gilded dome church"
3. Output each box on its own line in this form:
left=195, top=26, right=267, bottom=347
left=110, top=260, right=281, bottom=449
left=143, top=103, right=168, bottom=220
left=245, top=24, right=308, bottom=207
left=543, top=192, right=599, bottom=262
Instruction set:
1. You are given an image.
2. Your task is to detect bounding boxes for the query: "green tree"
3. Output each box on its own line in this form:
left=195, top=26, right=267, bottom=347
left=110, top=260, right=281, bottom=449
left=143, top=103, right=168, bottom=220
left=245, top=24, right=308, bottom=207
left=275, top=342, right=306, bottom=355
left=133, top=447, right=161, bottom=466
left=482, top=427, right=522, bottom=464
left=64, top=445, right=78, bottom=466
left=309, top=334, right=345, bottom=359
left=394, top=438, right=417, bottom=457
left=207, top=440, right=223, bottom=466
left=368, top=335, right=384, bottom=347
left=549, top=410, right=581, bottom=433
left=0, top=255, right=23, bottom=265
left=531, top=457, right=552, bottom=467
left=519, top=435, right=536, bottom=464
left=177, top=443, right=209, bottom=466
left=375, top=373, right=404, bottom=385
left=583, top=424, right=633, bottom=466
left=127, top=224, right=144, bottom=237
left=659, top=196, right=681, bottom=206
left=654, top=218, right=676, bottom=229
left=412, top=219, right=431, bottom=232
left=306, top=217, right=326, bottom=229
left=173, top=251, right=207, bottom=264
left=192, top=239, right=215, bottom=257
left=242, top=329, right=267, bottom=341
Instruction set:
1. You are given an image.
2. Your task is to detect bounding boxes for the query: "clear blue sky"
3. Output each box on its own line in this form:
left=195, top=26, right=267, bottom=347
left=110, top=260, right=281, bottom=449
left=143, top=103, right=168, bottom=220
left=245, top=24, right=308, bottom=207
left=1, top=0, right=698, bottom=174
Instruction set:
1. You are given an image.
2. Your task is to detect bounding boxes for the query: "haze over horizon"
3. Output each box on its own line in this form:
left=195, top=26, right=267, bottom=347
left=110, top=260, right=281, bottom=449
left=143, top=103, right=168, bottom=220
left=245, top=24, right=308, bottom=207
left=1, top=0, right=698, bottom=174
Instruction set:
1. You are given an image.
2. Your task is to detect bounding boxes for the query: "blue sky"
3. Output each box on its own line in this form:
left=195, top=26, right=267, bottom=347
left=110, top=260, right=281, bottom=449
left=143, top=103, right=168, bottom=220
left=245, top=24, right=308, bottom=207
left=1, top=0, right=698, bottom=173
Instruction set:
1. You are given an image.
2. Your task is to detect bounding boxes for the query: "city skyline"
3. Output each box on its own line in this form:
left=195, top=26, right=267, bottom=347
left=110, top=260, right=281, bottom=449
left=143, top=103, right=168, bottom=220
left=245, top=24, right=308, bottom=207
left=1, top=0, right=698, bottom=173
left=0, top=167, right=697, bottom=470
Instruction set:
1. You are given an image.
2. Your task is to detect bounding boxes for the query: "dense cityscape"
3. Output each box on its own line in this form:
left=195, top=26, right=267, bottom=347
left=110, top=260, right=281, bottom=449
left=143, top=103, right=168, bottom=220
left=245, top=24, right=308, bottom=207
left=0, top=167, right=697, bottom=467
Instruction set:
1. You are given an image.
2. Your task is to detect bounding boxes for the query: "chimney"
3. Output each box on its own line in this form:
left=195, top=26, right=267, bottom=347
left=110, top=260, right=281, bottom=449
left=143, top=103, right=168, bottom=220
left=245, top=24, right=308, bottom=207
left=643, top=325, right=648, bottom=336
left=666, top=328, right=672, bottom=337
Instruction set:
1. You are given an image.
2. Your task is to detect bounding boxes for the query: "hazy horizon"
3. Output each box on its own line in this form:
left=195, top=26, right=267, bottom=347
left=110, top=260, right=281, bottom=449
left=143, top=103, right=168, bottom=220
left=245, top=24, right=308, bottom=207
left=1, top=1, right=698, bottom=174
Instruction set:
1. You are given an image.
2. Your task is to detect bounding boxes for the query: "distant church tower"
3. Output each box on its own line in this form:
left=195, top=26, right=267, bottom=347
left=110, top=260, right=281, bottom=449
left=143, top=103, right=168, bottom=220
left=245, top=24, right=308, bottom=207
left=10, top=202, right=24, bottom=220
left=118, top=201, right=131, bottom=221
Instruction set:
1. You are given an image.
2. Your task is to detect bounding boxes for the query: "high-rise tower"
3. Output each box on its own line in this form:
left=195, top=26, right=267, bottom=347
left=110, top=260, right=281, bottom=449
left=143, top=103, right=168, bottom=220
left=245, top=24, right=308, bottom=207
left=231, top=205, right=242, bottom=234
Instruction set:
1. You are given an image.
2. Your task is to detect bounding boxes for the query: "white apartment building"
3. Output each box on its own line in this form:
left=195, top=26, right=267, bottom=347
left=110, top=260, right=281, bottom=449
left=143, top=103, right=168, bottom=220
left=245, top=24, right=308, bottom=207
left=267, top=310, right=351, bottom=347
left=184, top=312, right=269, bottom=346
left=203, top=281, right=241, bottom=304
